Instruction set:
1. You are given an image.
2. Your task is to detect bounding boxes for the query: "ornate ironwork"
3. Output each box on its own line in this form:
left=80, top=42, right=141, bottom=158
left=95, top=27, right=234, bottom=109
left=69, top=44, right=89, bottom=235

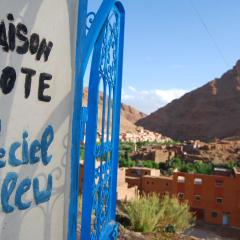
left=86, top=12, right=96, bottom=30
left=81, top=2, right=125, bottom=240
left=90, top=11, right=119, bottom=240
left=67, top=0, right=124, bottom=240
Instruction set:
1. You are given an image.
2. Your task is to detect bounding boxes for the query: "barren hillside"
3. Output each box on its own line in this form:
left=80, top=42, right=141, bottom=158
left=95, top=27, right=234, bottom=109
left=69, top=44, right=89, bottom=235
left=137, top=60, right=240, bottom=141
left=83, top=88, right=146, bottom=133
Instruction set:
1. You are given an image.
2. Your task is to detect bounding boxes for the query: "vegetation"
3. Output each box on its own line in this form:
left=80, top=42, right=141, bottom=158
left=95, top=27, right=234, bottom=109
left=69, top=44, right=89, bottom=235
left=169, top=157, right=213, bottom=175
left=124, top=194, right=195, bottom=234
left=118, top=141, right=238, bottom=174
left=137, top=160, right=159, bottom=169
left=119, top=142, right=136, bottom=167
left=119, top=140, right=180, bottom=163
left=119, top=159, right=136, bottom=168
left=160, top=157, right=238, bottom=176
left=119, top=158, right=160, bottom=169
left=80, top=145, right=85, bottom=160
left=119, top=141, right=169, bottom=169
left=136, top=140, right=180, bottom=150
left=119, top=142, right=135, bottom=162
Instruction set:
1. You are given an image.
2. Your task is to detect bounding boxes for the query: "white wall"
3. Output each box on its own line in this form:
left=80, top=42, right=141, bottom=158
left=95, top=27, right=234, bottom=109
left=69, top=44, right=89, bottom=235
left=0, top=0, right=78, bottom=239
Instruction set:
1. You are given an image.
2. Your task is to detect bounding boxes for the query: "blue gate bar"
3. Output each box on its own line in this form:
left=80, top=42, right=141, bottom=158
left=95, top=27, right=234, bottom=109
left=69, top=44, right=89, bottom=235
left=109, top=2, right=125, bottom=221
left=81, top=2, right=125, bottom=240
left=68, top=1, right=124, bottom=240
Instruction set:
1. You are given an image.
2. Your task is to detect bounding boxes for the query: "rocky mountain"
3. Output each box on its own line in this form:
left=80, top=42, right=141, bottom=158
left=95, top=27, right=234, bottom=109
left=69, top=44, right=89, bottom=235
left=82, top=88, right=146, bottom=133
left=137, top=60, right=240, bottom=141
left=119, top=104, right=147, bottom=133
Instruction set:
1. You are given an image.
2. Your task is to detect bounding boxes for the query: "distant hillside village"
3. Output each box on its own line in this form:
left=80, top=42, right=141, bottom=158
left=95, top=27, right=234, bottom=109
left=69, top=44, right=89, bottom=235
left=120, top=126, right=171, bottom=143
left=96, top=126, right=171, bottom=143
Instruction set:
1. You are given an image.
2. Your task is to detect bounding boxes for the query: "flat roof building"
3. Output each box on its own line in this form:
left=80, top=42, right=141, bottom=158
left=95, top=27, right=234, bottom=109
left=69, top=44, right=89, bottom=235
left=125, top=167, right=240, bottom=228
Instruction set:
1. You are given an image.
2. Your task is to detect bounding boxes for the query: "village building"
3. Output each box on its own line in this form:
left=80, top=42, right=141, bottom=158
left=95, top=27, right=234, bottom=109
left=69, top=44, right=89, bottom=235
left=131, top=146, right=177, bottom=163
left=125, top=166, right=240, bottom=228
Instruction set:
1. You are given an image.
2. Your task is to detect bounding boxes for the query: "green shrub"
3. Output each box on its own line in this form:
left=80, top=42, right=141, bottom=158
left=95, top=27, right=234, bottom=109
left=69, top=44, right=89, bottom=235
left=156, top=195, right=195, bottom=233
left=136, top=141, right=148, bottom=150
left=119, top=142, right=135, bottom=164
left=119, top=159, right=137, bottom=168
left=168, top=158, right=214, bottom=175
left=124, top=194, right=195, bottom=234
left=222, top=161, right=237, bottom=169
left=125, top=194, right=162, bottom=233
left=136, top=161, right=143, bottom=167
left=140, top=160, right=159, bottom=169
left=169, top=157, right=184, bottom=169
left=193, top=160, right=213, bottom=175
left=142, top=160, right=153, bottom=169
left=127, top=159, right=136, bottom=167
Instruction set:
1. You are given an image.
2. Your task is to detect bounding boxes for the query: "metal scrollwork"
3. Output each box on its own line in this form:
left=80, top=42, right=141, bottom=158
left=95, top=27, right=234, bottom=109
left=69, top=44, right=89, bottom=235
left=81, top=2, right=124, bottom=240
left=99, top=12, right=119, bottom=88
left=111, top=224, right=119, bottom=239
left=86, top=12, right=96, bottom=30
left=90, top=9, right=120, bottom=240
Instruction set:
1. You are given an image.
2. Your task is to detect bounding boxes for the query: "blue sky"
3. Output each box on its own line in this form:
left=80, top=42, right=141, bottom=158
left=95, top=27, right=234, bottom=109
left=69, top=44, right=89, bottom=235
left=89, top=0, right=240, bottom=113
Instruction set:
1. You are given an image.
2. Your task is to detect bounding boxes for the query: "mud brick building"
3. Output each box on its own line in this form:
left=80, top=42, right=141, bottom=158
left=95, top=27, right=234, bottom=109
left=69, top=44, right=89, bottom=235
left=126, top=167, right=240, bottom=228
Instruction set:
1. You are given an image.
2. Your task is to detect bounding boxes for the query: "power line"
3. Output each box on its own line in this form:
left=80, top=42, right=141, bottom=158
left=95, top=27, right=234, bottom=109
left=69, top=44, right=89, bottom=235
left=188, top=0, right=229, bottom=67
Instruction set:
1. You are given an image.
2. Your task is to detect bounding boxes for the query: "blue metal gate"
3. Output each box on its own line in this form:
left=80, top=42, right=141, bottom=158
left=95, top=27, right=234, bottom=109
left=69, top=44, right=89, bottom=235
left=68, top=1, right=125, bottom=240
left=81, top=3, right=124, bottom=239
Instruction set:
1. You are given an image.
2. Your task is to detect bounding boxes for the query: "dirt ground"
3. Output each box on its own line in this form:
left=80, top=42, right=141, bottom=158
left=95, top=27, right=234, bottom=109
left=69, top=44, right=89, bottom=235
left=184, top=221, right=240, bottom=240
left=119, top=220, right=240, bottom=240
left=119, top=226, right=194, bottom=240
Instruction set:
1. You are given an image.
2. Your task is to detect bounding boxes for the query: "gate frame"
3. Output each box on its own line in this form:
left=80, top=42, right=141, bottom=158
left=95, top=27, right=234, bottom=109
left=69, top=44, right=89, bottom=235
left=67, top=1, right=125, bottom=240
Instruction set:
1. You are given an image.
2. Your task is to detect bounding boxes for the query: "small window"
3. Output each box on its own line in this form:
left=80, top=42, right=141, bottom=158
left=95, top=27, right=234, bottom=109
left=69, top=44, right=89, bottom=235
left=147, top=181, right=149, bottom=185
left=195, top=195, right=201, bottom=201
left=216, top=180, right=223, bottom=187
left=166, top=182, right=169, bottom=186
left=177, top=192, right=184, bottom=200
left=212, top=212, right=218, bottom=218
left=194, top=178, right=202, bottom=185
left=152, top=181, right=154, bottom=185
left=216, top=197, right=223, bottom=204
left=177, top=176, right=185, bottom=183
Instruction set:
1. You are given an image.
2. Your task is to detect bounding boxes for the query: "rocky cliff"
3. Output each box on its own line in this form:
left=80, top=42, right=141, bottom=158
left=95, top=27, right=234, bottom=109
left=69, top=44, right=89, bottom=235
left=137, top=60, right=240, bottom=141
